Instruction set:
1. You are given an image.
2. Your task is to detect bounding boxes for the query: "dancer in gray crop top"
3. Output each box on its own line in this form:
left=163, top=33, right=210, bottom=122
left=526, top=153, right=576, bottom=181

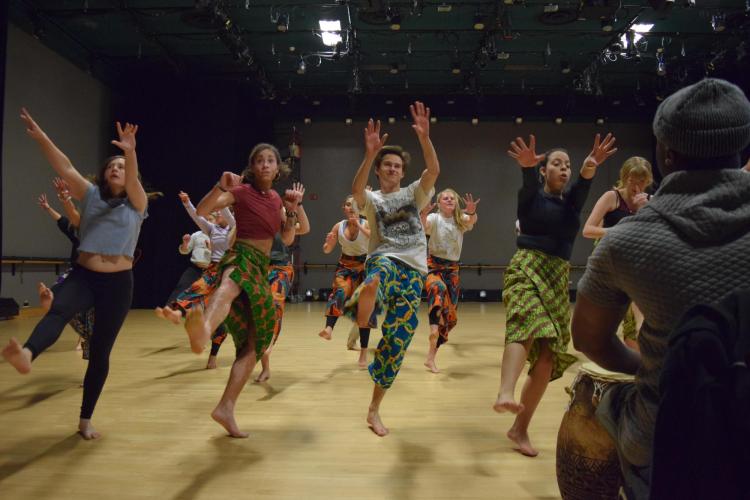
left=3, top=108, right=147, bottom=441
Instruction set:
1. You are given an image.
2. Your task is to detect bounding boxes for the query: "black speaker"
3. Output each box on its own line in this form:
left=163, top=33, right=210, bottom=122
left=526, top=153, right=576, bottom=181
left=0, top=297, right=19, bottom=319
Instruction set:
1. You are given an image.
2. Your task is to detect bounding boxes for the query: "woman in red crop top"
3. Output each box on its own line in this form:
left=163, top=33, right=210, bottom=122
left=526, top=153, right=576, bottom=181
left=184, top=143, right=298, bottom=438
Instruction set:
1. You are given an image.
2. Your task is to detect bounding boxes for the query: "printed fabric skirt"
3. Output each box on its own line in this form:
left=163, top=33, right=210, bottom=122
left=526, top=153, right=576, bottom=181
left=268, top=262, right=295, bottom=344
left=325, top=254, right=376, bottom=328
left=217, top=242, right=276, bottom=360
left=503, top=248, right=577, bottom=381
left=344, top=256, right=423, bottom=389
left=425, top=255, right=460, bottom=346
left=171, top=262, right=222, bottom=314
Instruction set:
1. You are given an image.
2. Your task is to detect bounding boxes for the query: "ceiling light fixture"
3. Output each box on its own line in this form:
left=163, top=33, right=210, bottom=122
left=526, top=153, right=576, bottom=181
left=473, top=11, right=486, bottom=30
left=296, top=57, right=306, bottom=74
left=277, top=13, right=289, bottom=32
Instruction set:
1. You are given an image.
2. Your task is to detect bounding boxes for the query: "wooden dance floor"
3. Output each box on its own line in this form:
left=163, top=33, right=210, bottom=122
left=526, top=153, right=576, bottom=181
left=0, top=303, right=583, bottom=499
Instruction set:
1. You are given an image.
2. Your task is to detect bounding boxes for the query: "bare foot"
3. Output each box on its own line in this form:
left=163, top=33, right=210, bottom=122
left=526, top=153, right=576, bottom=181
left=161, top=306, right=182, bottom=325
left=254, top=368, right=270, bottom=383
left=2, top=338, right=32, bottom=374
left=205, top=355, right=218, bottom=369
left=367, top=408, right=389, bottom=437
left=318, top=327, right=332, bottom=341
left=424, top=359, right=440, bottom=374
left=185, top=308, right=208, bottom=354
left=492, top=395, right=525, bottom=415
left=154, top=307, right=166, bottom=320
left=507, top=428, right=538, bottom=457
left=75, top=337, right=83, bottom=352
left=358, top=349, right=368, bottom=369
left=38, top=282, right=53, bottom=312
left=211, top=404, right=249, bottom=438
left=78, top=419, right=102, bottom=440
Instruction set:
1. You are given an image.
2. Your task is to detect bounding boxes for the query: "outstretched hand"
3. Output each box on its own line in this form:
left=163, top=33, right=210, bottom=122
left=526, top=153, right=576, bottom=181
left=325, top=231, right=337, bottom=246
left=507, top=135, right=546, bottom=168
left=53, top=177, right=71, bottom=200
left=583, top=133, right=617, bottom=169
left=20, top=108, right=46, bottom=141
left=421, top=202, right=437, bottom=216
left=111, top=121, right=139, bottom=153
left=410, top=101, right=431, bottom=139
left=37, top=193, right=50, bottom=210
left=463, top=193, right=480, bottom=214
left=285, top=182, right=305, bottom=205
left=178, top=191, right=189, bottom=204
left=364, top=119, right=389, bottom=156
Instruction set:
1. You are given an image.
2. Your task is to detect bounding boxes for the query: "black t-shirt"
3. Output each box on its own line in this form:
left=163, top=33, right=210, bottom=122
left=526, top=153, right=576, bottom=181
left=515, top=167, right=592, bottom=260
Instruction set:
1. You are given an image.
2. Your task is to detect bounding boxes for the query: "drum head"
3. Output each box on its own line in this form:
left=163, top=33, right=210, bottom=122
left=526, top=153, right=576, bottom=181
left=579, top=362, right=634, bottom=382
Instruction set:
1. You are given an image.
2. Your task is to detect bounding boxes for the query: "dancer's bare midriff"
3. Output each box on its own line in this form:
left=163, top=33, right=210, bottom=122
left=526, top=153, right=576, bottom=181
left=77, top=252, right=133, bottom=273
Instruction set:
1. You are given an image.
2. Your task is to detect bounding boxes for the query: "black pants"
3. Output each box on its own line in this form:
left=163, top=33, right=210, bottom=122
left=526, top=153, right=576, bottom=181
left=24, top=266, right=133, bottom=419
left=165, top=264, right=204, bottom=305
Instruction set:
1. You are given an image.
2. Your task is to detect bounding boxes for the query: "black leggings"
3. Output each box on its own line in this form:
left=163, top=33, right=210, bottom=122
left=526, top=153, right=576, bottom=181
left=24, top=266, right=133, bottom=419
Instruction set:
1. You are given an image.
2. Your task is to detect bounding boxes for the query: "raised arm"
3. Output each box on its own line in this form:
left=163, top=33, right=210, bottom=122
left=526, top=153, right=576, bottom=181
left=220, top=206, right=235, bottom=229
left=179, top=191, right=211, bottom=234
left=37, top=193, right=62, bottom=221
left=579, top=133, right=617, bottom=180
left=20, top=108, right=90, bottom=200
left=411, top=101, right=440, bottom=195
left=354, top=217, right=371, bottom=239
left=353, top=119, right=389, bottom=208
left=111, top=122, right=147, bottom=214
left=462, top=193, right=479, bottom=231
left=287, top=182, right=310, bottom=235
left=323, top=223, right=340, bottom=254
left=178, top=233, right=193, bottom=255
left=53, top=177, right=81, bottom=227
left=508, top=135, right=546, bottom=210
left=420, top=201, right=436, bottom=234
left=196, top=172, right=239, bottom=217
left=569, top=133, right=618, bottom=211
left=582, top=191, right=616, bottom=240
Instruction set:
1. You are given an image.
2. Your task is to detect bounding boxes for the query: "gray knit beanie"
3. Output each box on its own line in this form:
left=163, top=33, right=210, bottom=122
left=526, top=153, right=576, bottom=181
left=652, top=78, right=750, bottom=158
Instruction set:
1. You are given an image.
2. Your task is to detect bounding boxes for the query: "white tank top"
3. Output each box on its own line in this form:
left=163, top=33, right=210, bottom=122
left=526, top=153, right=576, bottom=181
left=338, top=219, right=369, bottom=257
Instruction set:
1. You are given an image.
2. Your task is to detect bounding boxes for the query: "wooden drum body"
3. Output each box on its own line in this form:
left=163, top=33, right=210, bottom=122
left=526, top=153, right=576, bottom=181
left=556, top=363, right=632, bottom=500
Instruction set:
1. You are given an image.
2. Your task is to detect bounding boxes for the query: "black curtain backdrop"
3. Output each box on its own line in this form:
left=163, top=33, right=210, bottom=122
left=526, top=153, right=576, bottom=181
left=113, top=79, right=276, bottom=308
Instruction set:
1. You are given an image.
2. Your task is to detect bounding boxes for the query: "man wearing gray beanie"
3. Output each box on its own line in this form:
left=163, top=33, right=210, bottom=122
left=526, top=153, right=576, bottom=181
left=572, top=78, right=750, bottom=499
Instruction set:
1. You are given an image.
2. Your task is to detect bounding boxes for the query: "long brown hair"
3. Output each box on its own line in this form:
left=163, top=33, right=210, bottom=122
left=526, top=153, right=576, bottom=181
left=241, top=143, right=291, bottom=185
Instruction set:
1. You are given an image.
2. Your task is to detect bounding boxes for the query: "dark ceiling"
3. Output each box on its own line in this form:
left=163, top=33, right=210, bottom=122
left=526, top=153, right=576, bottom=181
left=9, top=0, right=750, bottom=120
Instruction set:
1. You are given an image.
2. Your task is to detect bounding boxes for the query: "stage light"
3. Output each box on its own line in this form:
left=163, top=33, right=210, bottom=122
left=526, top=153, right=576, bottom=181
left=345, top=118, right=353, bottom=125
left=515, top=116, right=523, bottom=125
left=560, top=61, right=571, bottom=74
left=388, top=117, right=396, bottom=124
left=296, top=57, right=306, bottom=74
left=451, top=62, right=461, bottom=75
left=277, top=13, right=289, bottom=32
left=555, top=117, right=563, bottom=125
left=304, top=117, right=312, bottom=124
left=430, top=117, right=437, bottom=124
left=596, top=117, right=605, bottom=126
left=471, top=117, right=479, bottom=125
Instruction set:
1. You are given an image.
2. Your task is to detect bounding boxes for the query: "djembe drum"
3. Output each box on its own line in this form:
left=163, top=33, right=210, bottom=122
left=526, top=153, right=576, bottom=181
left=556, top=363, right=633, bottom=500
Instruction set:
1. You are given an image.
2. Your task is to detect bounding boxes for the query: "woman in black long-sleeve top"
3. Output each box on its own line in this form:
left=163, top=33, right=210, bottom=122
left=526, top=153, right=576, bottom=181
left=492, top=133, right=617, bottom=457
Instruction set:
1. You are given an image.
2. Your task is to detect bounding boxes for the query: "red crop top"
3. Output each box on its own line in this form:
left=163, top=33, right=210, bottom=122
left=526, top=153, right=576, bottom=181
left=230, top=184, right=283, bottom=240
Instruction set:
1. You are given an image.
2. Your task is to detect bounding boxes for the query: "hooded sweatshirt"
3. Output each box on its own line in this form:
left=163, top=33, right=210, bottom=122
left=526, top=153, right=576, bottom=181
left=576, top=168, right=750, bottom=492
